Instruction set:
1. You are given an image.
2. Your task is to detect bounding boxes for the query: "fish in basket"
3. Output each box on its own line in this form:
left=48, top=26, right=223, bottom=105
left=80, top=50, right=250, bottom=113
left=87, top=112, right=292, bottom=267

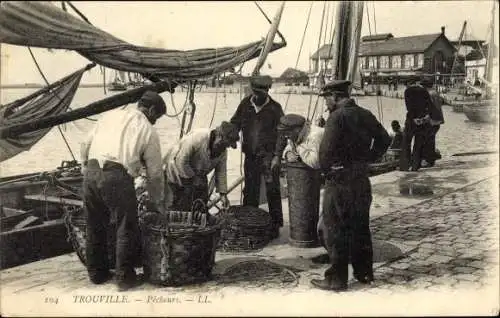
left=139, top=199, right=222, bottom=286
left=217, top=205, right=273, bottom=252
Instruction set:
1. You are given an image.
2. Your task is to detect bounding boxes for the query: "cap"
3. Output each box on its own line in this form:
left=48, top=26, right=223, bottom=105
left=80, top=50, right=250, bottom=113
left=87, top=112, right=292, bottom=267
left=139, top=90, right=166, bottom=114
left=277, top=114, right=306, bottom=131
left=217, top=121, right=239, bottom=149
left=420, top=77, right=434, bottom=88
left=250, top=75, right=273, bottom=91
left=319, top=80, right=352, bottom=96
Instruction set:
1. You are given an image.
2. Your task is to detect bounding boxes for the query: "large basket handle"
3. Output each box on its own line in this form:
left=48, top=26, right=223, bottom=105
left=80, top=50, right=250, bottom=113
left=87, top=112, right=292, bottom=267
left=191, top=198, right=208, bottom=228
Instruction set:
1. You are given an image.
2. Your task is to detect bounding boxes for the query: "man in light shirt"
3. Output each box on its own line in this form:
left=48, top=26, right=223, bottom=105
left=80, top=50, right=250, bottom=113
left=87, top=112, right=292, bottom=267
left=162, top=121, right=239, bottom=211
left=277, top=114, right=324, bottom=170
left=80, top=90, right=166, bottom=291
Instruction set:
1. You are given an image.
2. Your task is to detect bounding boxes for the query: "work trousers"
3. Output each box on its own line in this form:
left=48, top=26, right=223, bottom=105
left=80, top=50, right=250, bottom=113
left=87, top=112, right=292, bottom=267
left=320, top=169, right=373, bottom=286
left=168, top=175, right=209, bottom=212
left=243, top=153, right=283, bottom=227
left=399, top=119, right=430, bottom=171
left=83, top=159, right=140, bottom=283
left=422, top=125, right=441, bottom=164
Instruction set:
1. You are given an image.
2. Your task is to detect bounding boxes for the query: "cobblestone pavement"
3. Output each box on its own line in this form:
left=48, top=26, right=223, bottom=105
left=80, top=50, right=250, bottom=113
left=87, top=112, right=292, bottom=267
left=355, top=176, right=499, bottom=293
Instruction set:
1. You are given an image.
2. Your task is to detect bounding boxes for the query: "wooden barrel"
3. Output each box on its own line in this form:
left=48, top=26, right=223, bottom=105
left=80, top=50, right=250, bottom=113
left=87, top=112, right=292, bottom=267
left=285, top=161, right=321, bottom=248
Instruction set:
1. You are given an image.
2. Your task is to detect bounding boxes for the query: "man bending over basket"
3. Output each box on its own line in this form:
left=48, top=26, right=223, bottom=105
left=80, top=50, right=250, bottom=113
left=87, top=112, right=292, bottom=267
left=80, top=90, right=166, bottom=291
left=162, top=121, right=239, bottom=211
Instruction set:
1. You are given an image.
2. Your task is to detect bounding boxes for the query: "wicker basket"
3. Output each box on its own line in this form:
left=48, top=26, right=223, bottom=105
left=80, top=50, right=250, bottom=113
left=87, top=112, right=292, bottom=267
left=63, top=206, right=141, bottom=268
left=217, top=205, right=272, bottom=252
left=140, top=200, right=221, bottom=286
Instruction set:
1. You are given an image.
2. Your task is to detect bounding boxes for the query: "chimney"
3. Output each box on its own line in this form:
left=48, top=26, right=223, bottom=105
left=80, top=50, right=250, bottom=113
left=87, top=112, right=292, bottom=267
left=441, top=26, right=445, bottom=34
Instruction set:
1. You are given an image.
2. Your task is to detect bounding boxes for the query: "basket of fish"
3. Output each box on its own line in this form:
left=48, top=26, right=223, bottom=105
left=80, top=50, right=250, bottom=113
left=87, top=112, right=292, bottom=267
left=139, top=199, right=222, bottom=286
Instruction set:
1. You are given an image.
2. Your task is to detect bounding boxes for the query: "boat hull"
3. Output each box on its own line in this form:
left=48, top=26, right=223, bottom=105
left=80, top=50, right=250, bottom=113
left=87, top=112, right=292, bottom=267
left=0, top=175, right=83, bottom=269
left=463, top=105, right=497, bottom=124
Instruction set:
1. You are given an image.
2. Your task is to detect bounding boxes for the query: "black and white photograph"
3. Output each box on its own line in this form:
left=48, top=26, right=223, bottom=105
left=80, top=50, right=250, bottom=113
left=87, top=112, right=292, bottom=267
left=0, top=1, right=498, bottom=316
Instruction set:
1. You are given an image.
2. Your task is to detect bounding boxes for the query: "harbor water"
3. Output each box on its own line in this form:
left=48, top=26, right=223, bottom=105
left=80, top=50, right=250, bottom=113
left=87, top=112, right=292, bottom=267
left=1, top=86, right=498, bottom=196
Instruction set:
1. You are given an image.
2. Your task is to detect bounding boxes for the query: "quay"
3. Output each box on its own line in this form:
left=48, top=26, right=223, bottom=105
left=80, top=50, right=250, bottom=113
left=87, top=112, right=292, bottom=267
left=1, top=152, right=498, bottom=316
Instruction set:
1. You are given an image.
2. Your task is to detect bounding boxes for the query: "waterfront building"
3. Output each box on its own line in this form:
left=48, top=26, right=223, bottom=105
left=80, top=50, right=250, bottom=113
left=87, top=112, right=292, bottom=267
left=310, top=27, right=460, bottom=87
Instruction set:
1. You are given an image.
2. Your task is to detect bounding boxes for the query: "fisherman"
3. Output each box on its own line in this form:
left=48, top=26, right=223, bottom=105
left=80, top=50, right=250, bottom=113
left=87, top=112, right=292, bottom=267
left=421, top=77, right=444, bottom=167
left=389, top=120, right=403, bottom=150
left=312, top=80, right=391, bottom=292
left=80, top=90, right=166, bottom=291
left=162, top=121, right=239, bottom=211
left=276, top=114, right=324, bottom=170
left=230, top=74, right=284, bottom=238
left=399, top=78, right=432, bottom=171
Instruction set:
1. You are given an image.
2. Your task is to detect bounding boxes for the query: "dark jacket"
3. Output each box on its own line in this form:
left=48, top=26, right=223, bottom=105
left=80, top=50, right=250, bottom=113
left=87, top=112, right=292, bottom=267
left=404, top=85, right=432, bottom=121
left=319, top=98, right=391, bottom=171
left=230, top=95, right=284, bottom=156
left=428, top=89, right=445, bottom=123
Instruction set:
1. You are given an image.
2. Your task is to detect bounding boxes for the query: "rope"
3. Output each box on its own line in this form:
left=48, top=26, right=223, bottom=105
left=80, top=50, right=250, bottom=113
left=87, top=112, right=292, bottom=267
left=27, top=47, right=76, bottom=160
left=372, top=1, right=377, bottom=34
left=66, top=1, right=92, bottom=24
left=306, top=2, right=327, bottom=120
left=284, top=1, right=313, bottom=112
left=209, top=49, right=220, bottom=128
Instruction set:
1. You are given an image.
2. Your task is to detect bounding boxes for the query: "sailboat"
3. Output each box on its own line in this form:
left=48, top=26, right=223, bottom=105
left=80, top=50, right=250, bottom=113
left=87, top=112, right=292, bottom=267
left=0, top=1, right=286, bottom=269
left=462, top=2, right=498, bottom=124
left=108, top=70, right=128, bottom=91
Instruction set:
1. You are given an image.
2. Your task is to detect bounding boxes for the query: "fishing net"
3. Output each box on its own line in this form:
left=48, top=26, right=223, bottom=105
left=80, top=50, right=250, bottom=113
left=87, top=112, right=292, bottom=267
left=215, top=259, right=299, bottom=288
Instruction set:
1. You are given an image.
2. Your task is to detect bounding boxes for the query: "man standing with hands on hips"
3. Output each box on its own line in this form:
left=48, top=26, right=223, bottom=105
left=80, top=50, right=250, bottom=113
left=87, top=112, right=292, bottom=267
left=80, top=90, right=167, bottom=291
left=230, top=75, right=284, bottom=239
left=313, top=80, right=390, bottom=292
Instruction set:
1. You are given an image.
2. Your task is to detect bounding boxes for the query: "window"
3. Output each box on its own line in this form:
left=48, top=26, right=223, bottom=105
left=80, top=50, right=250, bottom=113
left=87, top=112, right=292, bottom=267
left=417, top=53, right=424, bottom=67
left=404, top=55, right=414, bottom=69
left=368, top=56, right=377, bottom=69
left=359, top=57, right=367, bottom=69
left=379, top=56, right=389, bottom=69
left=392, top=55, right=401, bottom=68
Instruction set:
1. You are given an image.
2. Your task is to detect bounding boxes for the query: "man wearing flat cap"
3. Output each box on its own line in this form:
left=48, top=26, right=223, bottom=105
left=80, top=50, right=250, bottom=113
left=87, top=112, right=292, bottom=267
left=313, top=80, right=391, bottom=292
left=162, top=121, right=238, bottom=211
left=400, top=77, right=432, bottom=171
left=277, top=114, right=324, bottom=170
left=80, top=90, right=167, bottom=291
left=230, top=74, right=285, bottom=238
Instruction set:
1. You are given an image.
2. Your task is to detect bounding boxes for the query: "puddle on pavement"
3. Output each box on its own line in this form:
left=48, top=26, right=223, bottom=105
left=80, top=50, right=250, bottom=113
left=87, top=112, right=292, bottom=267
left=398, top=183, right=435, bottom=197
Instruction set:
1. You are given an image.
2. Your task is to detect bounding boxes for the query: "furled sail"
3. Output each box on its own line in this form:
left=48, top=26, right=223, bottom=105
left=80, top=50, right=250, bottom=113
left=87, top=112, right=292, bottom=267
left=0, top=1, right=286, bottom=81
left=0, top=64, right=92, bottom=161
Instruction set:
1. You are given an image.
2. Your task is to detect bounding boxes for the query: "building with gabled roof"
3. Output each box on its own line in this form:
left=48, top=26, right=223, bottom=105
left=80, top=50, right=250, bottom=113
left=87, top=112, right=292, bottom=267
left=310, top=27, right=460, bottom=85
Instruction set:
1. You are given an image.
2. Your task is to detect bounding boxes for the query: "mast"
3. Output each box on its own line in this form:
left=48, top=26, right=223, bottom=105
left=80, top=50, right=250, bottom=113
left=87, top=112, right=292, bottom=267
left=485, top=2, right=495, bottom=84
left=252, top=1, right=286, bottom=76
left=330, top=1, right=364, bottom=90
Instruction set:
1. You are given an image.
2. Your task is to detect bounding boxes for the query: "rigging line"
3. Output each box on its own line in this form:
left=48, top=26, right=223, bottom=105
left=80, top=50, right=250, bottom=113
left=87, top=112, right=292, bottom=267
left=27, top=48, right=77, bottom=160
left=65, top=1, right=92, bottom=24
left=284, top=1, right=313, bottom=112
left=322, top=2, right=331, bottom=48
left=307, top=1, right=327, bottom=120
left=365, top=5, right=383, bottom=123
left=209, top=49, right=220, bottom=128
left=372, top=1, right=377, bottom=35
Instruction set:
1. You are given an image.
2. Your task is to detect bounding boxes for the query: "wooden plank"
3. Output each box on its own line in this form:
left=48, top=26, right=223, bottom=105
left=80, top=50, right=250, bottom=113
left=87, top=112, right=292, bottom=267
left=13, top=216, right=43, bottom=230
left=24, top=194, right=82, bottom=207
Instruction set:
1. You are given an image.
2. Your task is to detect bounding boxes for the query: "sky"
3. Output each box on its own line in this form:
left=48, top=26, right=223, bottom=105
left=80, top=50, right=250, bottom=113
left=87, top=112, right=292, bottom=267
left=0, top=0, right=497, bottom=84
